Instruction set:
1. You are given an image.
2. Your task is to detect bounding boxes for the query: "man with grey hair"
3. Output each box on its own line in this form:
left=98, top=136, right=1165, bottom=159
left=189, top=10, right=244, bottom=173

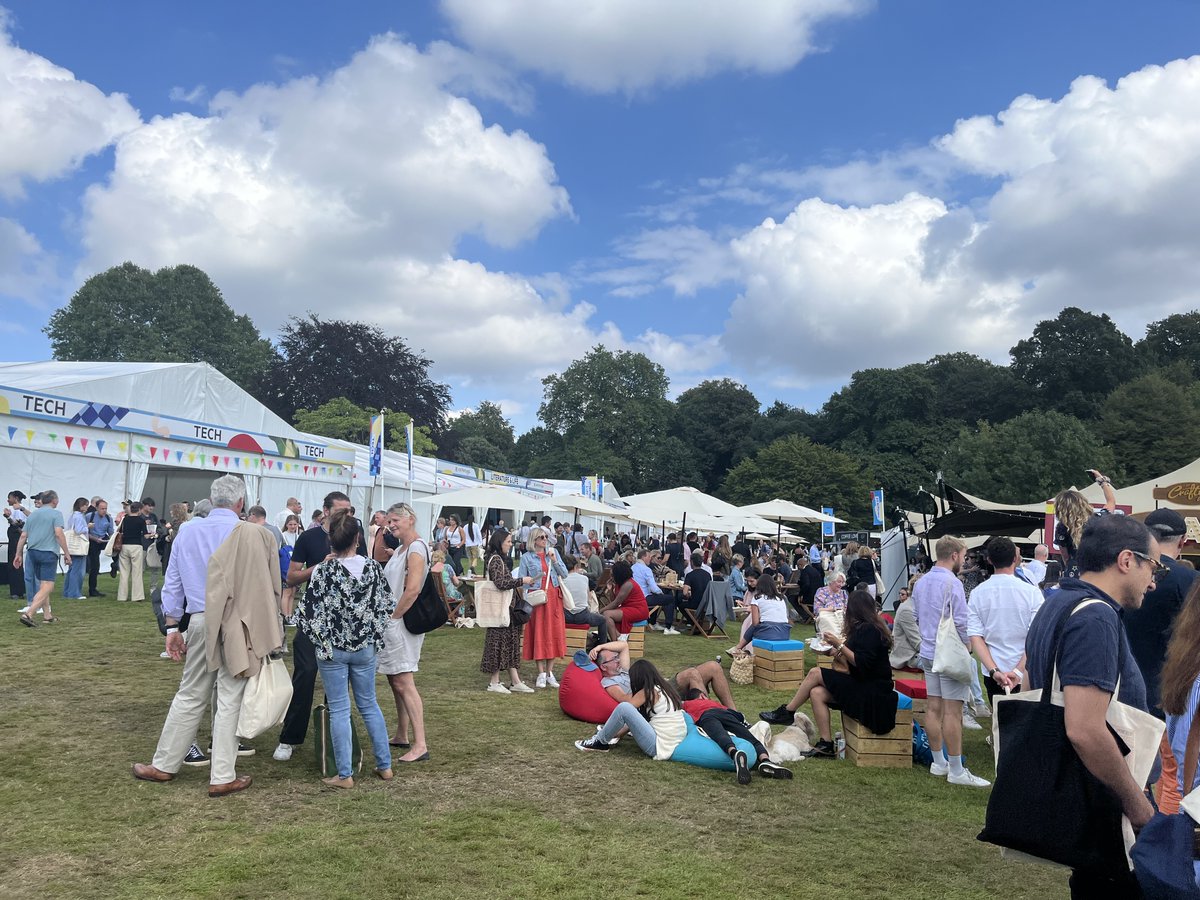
left=132, top=475, right=272, bottom=798
left=14, top=489, right=70, bottom=626
left=275, top=497, right=302, bottom=532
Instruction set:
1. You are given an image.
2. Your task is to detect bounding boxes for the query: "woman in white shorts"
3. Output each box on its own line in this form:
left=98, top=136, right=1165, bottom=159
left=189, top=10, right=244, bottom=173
left=381, top=502, right=431, bottom=763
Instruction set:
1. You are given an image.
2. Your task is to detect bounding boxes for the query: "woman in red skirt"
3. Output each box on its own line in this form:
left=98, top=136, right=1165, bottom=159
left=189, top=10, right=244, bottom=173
left=519, top=528, right=569, bottom=688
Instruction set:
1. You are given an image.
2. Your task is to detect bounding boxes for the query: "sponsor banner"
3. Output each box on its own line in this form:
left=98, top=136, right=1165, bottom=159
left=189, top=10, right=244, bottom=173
left=821, top=508, right=835, bottom=538
left=871, top=489, right=884, bottom=527
left=0, top=383, right=354, bottom=465
left=434, top=458, right=554, bottom=495
left=369, top=414, right=383, bottom=477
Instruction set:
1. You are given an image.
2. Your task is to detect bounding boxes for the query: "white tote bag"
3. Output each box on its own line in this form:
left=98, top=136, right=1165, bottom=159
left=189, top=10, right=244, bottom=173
left=932, top=589, right=975, bottom=683
left=474, top=580, right=512, bottom=628
left=237, top=655, right=294, bottom=739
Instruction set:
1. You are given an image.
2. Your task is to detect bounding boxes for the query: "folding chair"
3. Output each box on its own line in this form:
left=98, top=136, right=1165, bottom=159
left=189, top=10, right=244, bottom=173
left=687, top=580, right=732, bottom=639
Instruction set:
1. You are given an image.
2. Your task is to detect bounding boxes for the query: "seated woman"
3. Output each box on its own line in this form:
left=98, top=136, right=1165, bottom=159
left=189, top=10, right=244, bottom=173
left=759, top=588, right=898, bottom=758
left=295, top=508, right=395, bottom=788
left=813, top=572, right=848, bottom=615
left=573, top=658, right=686, bottom=759
left=730, top=573, right=790, bottom=655
left=599, top=560, right=649, bottom=639
left=729, top=554, right=748, bottom=606
left=433, top=549, right=465, bottom=617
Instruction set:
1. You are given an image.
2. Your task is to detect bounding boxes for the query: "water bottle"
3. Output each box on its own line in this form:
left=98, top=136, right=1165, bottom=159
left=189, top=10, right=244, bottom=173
left=834, top=731, right=845, bottom=759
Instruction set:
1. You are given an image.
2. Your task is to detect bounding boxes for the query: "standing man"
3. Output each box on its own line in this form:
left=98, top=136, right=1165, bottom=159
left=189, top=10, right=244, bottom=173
left=272, top=491, right=365, bottom=762
left=132, top=474, right=279, bottom=797
left=14, top=489, right=69, bottom=626
left=910, top=535, right=990, bottom=788
left=966, top=537, right=1044, bottom=705
left=275, top=497, right=302, bottom=531
left=1019, top=543, right=1050, bottom=587
left=1124, top=507, right=1197, bottom=813
left=85, top=499, right=114, bottom=597
left=1022, top=514, right=1160, bottom=896
left=247, top=506, right=285, bottom=550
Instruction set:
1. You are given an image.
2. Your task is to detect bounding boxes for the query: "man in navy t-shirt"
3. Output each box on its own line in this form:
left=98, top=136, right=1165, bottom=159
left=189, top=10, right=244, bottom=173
left=1022, top=514, right=1160, bottom=899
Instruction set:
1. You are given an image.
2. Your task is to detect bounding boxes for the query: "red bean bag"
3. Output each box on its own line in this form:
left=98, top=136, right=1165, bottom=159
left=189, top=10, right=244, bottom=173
left=559, top=661, right=618, bottom=724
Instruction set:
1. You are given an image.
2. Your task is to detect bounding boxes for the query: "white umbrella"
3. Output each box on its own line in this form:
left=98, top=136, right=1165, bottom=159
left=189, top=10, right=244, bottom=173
left=736, top=498, right=844, bottom=525
left=550, top=494, right=632, bottom=524
left=623, top=486, right=744, bottom=518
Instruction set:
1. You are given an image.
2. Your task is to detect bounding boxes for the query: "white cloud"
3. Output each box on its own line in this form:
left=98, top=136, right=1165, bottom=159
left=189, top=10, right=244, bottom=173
left=0, top=217, right=59, bottom=317
left=441, top=0, right=871, bottom=93
left=168, top=84, right=207, bottom=105
left=0, top=13, right=140, bottom=195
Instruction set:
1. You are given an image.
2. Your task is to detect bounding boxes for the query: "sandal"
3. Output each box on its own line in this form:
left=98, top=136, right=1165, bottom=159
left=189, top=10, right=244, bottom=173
left=43, top=617, right=59, bottom=624
left=19, top=614, right=36, bottom=627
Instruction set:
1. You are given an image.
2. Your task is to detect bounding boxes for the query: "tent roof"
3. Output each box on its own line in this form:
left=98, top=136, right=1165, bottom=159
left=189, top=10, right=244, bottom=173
left=0, top=361, right=303, bottom=439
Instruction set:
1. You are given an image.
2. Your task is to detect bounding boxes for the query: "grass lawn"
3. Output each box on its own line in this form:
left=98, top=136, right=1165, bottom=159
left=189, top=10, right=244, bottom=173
left=1, top=577, right=1068, bottom=899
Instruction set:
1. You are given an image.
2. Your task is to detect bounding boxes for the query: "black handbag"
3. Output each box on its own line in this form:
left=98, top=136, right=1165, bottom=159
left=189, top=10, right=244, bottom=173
left=402, top=542, right=448, bottom=635
left=977, top=595, right=1129, bottom=871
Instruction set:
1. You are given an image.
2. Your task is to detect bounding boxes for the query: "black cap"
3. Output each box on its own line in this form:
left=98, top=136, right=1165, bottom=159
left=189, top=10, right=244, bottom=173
left=1145, top=508, right=1188, bottom=539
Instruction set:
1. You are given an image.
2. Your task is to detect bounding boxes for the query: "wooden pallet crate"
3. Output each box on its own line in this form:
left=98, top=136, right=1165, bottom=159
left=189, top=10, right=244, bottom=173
left=754, top=646, right=805, bottom=691
left=843, top=709, right=913, bottom=768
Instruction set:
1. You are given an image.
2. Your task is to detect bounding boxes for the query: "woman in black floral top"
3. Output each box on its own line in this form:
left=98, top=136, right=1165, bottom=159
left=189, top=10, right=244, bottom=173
left=480, top=529, right=538, bottom=694
left=296, top=509, right=394, bottom=788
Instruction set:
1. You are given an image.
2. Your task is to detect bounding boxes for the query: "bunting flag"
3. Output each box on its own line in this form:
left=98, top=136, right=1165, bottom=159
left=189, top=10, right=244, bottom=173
left=223, top=456, right=230, bottom=467
left=233, top=457, right=240, bottom=467
left=25, top=430, right=34, bottom=442
left=303, top=465, right=310, bottom=475
left=134, top=443, right=145, bottom=453
left=118, top=442, right=127, bottom=453
left=80, top=438, right=88, bottom=451
left=149, top=445, right=157, bottom=458
left=175, top=450, right=183, bottom=462
left=7, top=426, right=15, bottom=440
left=212, top=455, right=219, bottom=466
left=187, top=453, right=195, bottom=464
left=97, top=440, right=105, bottom=454
left=65, top=436, right=73, bottom=449
left=48, top=433, right=58, bottom=442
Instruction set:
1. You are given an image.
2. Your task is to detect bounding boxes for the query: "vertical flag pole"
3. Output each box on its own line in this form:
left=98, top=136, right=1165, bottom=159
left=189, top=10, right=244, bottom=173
left=406, top=419, right=414, bottom=507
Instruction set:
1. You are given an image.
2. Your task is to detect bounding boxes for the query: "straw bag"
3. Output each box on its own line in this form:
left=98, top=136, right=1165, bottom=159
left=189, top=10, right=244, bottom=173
left=730, top=653, right=755, bottom=685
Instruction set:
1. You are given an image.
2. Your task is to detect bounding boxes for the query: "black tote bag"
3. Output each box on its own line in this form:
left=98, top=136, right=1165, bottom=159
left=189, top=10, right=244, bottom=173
left=977, top=596, right=1129, bottom=871
left=401, top=542, right=448, bottom=635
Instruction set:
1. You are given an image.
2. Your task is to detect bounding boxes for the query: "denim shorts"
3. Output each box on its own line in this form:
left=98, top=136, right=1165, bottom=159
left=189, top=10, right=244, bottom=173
left=27, top=548, right=59, bottom=583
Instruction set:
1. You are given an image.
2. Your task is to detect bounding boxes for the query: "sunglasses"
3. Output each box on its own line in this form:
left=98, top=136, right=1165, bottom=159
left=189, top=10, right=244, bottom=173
left=1129, top=549, right=1164, bottom=576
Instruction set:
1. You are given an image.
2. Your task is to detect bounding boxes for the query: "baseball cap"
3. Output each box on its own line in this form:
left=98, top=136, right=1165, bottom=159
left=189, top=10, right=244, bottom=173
left=1145, top=508, right=1187, bottom=539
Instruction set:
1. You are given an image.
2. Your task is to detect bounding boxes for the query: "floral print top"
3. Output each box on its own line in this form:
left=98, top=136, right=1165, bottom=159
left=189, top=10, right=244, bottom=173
left=296, top=555, right=394, bottom=661
left=813, top=585, right=848, bottom=615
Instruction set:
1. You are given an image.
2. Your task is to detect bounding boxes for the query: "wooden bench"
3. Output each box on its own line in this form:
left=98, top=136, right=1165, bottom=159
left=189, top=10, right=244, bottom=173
left=894, top=678, right=927, bottom=722
left=752, top=639, right=806, bottom=691
left=843, top=708, right=913, bottom=768
left=565, top=623, right=591, bottom=653
left=622, top=621, right=647, bottom=659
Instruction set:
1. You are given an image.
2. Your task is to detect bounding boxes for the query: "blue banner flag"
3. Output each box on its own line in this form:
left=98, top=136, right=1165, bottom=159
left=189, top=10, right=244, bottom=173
left=821, top=508, right=835, bottom=538
left=368, top=414, right=383, bottom=477
left=871, top=489, right=885, bottom=527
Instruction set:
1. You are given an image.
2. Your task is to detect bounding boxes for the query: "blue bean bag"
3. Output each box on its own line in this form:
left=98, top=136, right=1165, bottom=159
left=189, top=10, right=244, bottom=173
left=669, top=713, right=758, bottom=771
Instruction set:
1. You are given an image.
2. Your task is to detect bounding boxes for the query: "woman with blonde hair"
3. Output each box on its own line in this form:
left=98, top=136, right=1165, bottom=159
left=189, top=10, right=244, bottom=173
left=1053, top=468, right=1118, bottom=578
left=381, top=502, right=431, bottom=762
left=519, top=528, right=569, bottom=688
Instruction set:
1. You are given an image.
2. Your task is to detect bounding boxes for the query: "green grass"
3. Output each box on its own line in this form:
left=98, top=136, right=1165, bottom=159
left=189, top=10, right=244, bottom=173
left=1, top=577, right=1068, bottom=899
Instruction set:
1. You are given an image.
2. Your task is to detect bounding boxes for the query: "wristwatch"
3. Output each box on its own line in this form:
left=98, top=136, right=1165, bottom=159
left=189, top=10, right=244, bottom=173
left=989, top=668, right=1000, bottom=678
left=166, top=627, right=179, bottom=635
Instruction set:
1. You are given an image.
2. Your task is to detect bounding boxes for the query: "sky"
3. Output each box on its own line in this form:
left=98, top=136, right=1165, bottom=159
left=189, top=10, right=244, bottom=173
left=3, top=1, right=1200, bottom=433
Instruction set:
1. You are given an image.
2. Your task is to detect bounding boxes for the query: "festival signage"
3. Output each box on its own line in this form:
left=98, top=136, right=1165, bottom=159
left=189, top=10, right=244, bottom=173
left=0, top=382, right=354, bottom=465
left=870, top=490, right=884, bottom=527
left=1152, top=482, right=1200, bottom=503
left=821, top=508, right=835, bottom=538
left=435, top=458, right=554, bottom=495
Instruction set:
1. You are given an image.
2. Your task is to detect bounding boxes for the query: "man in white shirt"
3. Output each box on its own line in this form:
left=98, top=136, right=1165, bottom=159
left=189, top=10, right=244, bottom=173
left=275, top=497, right=302, bottom=531
left=1018, top=543, right=1049, bottom=587
left=968, top=537, right=1044, bottom=705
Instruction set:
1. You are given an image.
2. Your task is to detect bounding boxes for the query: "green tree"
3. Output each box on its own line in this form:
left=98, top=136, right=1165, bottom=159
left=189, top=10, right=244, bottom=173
left=672, top=379, right=761, bottom=490
left=445, top=401, right=516, bottom=462
left=816, top=365, right=935, bottom=446
left=941, top=410, right=1116, bottom=504
left=258, top=315, right=451, bottom=431
left=721, top=435, right=874, bottom=528
left=456, top=435, right=510, bottom=472
left=510, top=426, right=564, bottom=474
left=1096, top=370, right=1200, bottom=484
left=923, top=353, right=1032, bottom=424
left=538, top=345, right=669, bottom=438
left=1138, top=311, right=1200, bottom=379
left=293, top=397, right=436, bottom=456
left=1010, top=307, right=1141, bottom=419
left=45, top=262, right=275, bottom=391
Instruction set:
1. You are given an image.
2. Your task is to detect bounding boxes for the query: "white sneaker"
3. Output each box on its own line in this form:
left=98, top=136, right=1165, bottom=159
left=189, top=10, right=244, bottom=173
left=663, top=627, right=681, bottom=635
left=535, top=672, right=548, bottom=688
left=509, top=681, right=535, bottom=693
left=973, top=701, right=992, bottom=718
left=18, top=605, right=29, bottom=614
left=546, top=671, right=560, bottom=688
left=273, top=743, right=294, bottom=761
left=929, top=760, right=949, bottom=777
left=160, top=650, right=171, bottom=659
left=962, top=712, right=983, bottom=730
left=650, top=623, right=666, bottom=632
left=618, top=633, right=629, bottom=642
left=487, top=682, right=511, bottom=694
left=948, top=768, right=991, bottom=788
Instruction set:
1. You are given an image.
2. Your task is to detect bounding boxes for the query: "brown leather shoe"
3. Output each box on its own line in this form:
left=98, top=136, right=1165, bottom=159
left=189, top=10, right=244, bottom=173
left=208, top=775, right=252, bottom=798
left=132, top=763, right=174, bottom=782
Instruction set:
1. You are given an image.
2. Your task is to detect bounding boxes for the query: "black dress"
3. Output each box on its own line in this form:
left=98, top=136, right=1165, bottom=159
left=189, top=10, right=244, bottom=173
left=823, top=623, right=897, bottom=734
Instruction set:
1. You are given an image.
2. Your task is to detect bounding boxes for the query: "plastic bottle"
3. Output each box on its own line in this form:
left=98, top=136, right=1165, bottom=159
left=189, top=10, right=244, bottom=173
left=834, top=731, right=845, bottom=759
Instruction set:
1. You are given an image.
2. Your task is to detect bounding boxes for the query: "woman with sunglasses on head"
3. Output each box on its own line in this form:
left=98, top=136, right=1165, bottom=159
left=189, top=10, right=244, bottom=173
left=519, top=528, right=569, bottom=688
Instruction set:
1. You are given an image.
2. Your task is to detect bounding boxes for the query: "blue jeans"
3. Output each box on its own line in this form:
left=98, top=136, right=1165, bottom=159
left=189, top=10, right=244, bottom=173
left=64, top=554, right=86, bottom=598
left=24, top=550, right=38, bottom=599
left=597, top=701, right=658, bottom=757
left=316, top=647, right=392, bottom=778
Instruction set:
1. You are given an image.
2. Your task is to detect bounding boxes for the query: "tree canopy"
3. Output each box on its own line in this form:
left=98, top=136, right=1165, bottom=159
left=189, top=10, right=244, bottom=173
left=292, top=398, right=437, bottom=457
left=45, top=262, right=275, bottom=392
left=257, top=314, right=451, bottom=431
left=443, top=401, right=516, bottom=471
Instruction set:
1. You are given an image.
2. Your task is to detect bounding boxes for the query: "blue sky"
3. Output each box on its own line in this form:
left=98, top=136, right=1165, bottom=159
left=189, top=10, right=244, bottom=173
left=3, top=1, right=1199, bottom=432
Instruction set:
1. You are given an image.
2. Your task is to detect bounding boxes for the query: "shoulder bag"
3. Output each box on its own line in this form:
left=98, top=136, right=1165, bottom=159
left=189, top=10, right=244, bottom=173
left=66, top=522, right=89, bottom=556
left=313, top=694, right=363, bottom=778
left=237, top=655, right=294, bottom=739
left=524, top=564, right=549, bottom=608
left=978, top=597, right=1165, bottom=872
left=932, top=584, right=975, bottom=683
left=401, top=540, right=449, bottom=635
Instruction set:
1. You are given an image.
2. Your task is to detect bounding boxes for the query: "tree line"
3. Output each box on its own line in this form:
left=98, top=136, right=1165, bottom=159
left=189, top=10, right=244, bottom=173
left=45, top=263, right=1200, bottom=530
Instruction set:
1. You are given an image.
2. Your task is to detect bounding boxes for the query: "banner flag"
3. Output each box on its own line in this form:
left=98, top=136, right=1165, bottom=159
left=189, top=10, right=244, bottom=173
left=821, top=508, right=835, bottom=538
left=871, top=490, right=885, bottom=527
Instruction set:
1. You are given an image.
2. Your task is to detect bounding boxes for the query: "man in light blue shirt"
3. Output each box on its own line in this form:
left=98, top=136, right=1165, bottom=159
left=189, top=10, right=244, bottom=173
left=634, top=549, right=677, bottom=635
left=133, top=475, right=260, bottom=798
left=14, top=489, right=70, bottom=625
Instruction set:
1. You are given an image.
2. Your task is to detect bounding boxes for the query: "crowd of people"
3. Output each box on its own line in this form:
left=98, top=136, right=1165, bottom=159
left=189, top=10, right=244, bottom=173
left=7, top=465, right=1199, bottom=894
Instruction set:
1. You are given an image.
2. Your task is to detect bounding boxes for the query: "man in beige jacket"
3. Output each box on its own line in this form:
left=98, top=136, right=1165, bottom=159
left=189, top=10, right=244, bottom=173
left=132, top=475, right=281, bottom=798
